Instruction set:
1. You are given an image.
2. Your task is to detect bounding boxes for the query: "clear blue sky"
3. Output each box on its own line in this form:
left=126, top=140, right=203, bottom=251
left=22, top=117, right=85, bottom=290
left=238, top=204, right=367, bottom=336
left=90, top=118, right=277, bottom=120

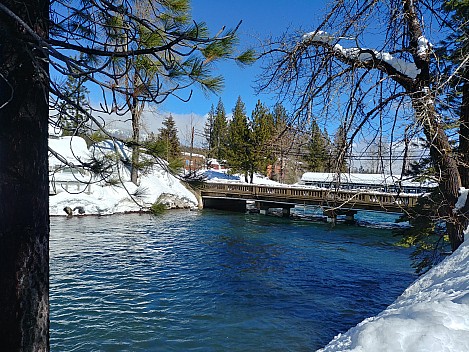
left=159, top=1, right=327, bottom=117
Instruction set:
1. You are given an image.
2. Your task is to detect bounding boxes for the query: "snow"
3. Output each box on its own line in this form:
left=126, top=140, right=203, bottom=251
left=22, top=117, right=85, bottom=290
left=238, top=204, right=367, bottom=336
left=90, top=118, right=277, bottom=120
left=303, top=30, right=421, bottom=79
left=319, top=240, right=469, bottom=352
left=49, top=136, right=198, bottom=216
left=454, top=187, right=469, bottom=235
left=203, top=169, right=282, bottom=185
left=300, top=172, right=435, bottom=189
left=455, top=187, right=468, bottom=211
left=417, top=36, right=432, bottom=57
left=49, top=136, right=90, bottom=168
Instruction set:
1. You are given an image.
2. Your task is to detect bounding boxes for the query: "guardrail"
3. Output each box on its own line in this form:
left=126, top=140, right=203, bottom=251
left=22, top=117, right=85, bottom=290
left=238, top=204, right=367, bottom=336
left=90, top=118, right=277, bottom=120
left=200, top=182, right=420, bottom=212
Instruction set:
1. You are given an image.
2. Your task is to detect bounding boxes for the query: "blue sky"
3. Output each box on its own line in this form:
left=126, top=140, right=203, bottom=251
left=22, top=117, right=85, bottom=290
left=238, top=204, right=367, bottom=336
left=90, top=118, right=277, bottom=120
left=158, top=1, right=327, bottom=118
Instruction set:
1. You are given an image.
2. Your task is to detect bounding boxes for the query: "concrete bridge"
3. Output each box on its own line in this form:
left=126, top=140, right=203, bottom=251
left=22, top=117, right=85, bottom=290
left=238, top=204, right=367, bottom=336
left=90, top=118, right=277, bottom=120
left=200, top=182, right=420, bottom=222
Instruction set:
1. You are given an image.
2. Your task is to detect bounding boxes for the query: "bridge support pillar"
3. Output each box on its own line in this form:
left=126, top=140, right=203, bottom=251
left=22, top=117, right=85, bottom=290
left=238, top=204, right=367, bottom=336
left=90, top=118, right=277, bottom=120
left=255, top=201, right=294, bottom=218
left=344, top=210, right=357, bottom=224
left=323, top=209, right=357, bottom=224
left=324, top=209, right=337, bottom=224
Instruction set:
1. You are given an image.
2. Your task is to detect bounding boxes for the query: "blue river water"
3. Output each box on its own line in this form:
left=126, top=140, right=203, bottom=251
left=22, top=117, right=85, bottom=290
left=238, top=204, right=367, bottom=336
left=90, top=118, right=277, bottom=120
left=50, top=209, right=416, bottom=351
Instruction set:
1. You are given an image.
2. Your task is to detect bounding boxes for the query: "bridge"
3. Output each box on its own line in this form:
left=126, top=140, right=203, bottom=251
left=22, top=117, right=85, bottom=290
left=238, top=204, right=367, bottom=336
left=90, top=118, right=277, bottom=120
left=200, top=182, right=420, bottom=222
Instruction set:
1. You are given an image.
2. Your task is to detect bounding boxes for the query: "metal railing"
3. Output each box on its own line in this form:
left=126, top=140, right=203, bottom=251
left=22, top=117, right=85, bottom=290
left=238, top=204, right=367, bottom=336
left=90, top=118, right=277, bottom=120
left=200, top=182, right=420, bottom=212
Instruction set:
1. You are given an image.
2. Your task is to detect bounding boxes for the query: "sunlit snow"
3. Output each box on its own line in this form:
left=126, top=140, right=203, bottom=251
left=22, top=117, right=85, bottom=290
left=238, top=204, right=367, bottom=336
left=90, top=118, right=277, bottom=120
left=319, top=240, right=469, bottom=352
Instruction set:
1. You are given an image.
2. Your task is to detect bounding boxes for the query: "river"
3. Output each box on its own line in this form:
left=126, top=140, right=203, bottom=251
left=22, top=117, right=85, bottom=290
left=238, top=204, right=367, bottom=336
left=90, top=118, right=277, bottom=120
left=50, top=209, right=416, bottom=351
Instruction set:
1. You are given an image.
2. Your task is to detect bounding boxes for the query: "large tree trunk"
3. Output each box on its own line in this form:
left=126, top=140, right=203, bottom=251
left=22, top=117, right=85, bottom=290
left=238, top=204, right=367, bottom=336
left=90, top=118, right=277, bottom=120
left=459, top=79, right=469, bottom=188
left=0, top=1, right=50, bottom=350
left=413, top=93, right=464, bottom=251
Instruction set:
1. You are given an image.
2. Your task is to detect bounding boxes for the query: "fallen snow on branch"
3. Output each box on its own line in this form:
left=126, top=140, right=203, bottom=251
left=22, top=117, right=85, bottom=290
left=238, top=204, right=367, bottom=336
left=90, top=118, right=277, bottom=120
left=303, top=30, right=421, bottom=79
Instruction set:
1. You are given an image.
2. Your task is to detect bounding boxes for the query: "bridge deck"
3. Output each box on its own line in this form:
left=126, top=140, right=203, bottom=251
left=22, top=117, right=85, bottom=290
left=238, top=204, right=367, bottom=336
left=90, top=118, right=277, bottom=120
left=200, top=182, right=419, bottom=213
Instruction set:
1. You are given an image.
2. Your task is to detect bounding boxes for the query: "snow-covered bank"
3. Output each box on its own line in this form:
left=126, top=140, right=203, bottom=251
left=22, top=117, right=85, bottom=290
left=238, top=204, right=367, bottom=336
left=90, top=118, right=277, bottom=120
left=49, top=136, right=198, bottom=216
left=50, top=168, right=198, bottom=216
left=319, top=240, right=469, bottom=352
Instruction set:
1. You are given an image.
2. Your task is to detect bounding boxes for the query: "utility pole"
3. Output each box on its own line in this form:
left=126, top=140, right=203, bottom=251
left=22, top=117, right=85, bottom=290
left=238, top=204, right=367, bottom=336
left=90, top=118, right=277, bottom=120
left=189, top=125, right=194, bottom=173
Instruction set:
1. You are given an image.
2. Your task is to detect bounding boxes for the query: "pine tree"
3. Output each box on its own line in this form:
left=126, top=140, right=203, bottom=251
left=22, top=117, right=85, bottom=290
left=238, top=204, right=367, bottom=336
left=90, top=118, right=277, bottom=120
left=1, top=0, right=254, bottom=346
left=226, top=96, right=250, bottom=181
left=306, top=120, right=329, bottom=172
left=330, top=124, right=348, bottom=173
left=204, top=104, right=216, bottom=157
left=59, top=66, right=90, bottom=137
left=158, top=114, right=181, bottom=167
left=271, top=103, right=291, bottom=181
left=250, top=100, right=275, bottom=181
left=212, top=98, right=228, bottom=161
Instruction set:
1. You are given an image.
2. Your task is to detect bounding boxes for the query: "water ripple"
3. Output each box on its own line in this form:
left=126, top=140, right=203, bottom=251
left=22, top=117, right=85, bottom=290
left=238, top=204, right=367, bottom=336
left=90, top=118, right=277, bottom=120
left=50, top=211, right=415, bottom=351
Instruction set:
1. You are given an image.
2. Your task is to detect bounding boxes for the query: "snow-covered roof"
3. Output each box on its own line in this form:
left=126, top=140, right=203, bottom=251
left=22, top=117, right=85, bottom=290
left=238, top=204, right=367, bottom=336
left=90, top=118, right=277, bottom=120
left=301, top=172, right=435, bottom=188
left=182, top=152, right=205, bottom=159
left=49, top=136, right=90, bottom=168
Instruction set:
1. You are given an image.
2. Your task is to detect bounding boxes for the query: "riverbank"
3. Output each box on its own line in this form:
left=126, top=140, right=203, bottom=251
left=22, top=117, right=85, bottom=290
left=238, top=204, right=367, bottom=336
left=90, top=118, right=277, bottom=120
left=320, top=239, right=469, bottom=351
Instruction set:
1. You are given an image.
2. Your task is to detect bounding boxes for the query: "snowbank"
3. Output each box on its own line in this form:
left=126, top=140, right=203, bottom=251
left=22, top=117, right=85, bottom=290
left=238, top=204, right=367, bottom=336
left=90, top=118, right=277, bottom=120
left=49, top=168, right=198, bottom=216
left=319, top=240, right=469, bottom=352
left=49, top=136, right=198, bottom=216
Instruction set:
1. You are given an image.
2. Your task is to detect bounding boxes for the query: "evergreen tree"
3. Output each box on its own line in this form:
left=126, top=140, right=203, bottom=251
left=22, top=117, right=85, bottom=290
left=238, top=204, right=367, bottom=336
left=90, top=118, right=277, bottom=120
left=204, top=104, right=216, bottom=157
left=249, top=100, right=275, bottom=181
left=1, top=0, right=254, bottom=346
left=271, top=103, right=291, bottom=181
left=212, top=98, right=228, bottom=161
left=306, top=120, right=329, bottom=172
left=330, top=124, right=348, bottom=173
left=441, top=0, right=469, bottom=187
left=158, top=114, right=182, bottom=167
left=226, top=96, right=250, bottom=181
left=59, top=64, right=90, bottom=137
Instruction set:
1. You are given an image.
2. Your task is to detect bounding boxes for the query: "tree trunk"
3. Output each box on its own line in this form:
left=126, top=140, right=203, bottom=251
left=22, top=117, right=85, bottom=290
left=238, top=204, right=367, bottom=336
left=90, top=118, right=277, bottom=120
left=0, top=0, right=50, bottom=350
left=130, top=96, right=140, bottom=185
left=459, top=78, right=469, bottom=188
left=412, top=93, right=464, bottom=251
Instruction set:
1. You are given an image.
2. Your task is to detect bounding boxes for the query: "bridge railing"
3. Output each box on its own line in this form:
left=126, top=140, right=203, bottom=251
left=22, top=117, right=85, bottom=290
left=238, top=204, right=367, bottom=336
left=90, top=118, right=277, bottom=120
left=200, top=182, right=420, bottom=211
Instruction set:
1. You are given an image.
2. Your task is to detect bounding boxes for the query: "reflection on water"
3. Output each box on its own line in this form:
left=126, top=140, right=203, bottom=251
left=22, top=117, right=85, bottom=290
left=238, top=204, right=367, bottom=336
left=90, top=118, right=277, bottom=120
left=50, top=210, right=415, bottom=351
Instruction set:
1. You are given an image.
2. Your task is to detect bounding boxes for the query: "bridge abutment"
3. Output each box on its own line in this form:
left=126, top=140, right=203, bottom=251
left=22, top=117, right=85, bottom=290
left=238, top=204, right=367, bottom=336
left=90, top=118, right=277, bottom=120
left=202, top=197, right=247, bottom=212
left=255, top=201, right=294, bottom=218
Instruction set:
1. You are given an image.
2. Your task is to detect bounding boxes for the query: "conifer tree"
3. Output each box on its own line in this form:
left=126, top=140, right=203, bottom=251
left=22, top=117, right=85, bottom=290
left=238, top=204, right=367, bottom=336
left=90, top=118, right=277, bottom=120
left=271, top=103, right=291, bottom=181
left=212, top=98, right=229, bottom=161
left=227, top=96, right=250, bottom=181
left=204, top=104, right=216, bottom=157
left=250, top=100, right=275, bottom=181
left=330, top=124, right=348, bottom=173
left=306, top=120, right=329, bottom=172
left=158, top=114, right=182, bottom=169
left=59, top=60, right=90, bottom=137
left=0, top=0, right=254, bottom=347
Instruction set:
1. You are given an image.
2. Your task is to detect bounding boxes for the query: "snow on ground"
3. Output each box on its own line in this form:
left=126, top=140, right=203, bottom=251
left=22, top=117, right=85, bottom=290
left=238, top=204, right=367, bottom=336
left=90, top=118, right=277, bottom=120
left=49, top=167, right=199, bottom=216
left=319, top=240, right=469, bottom=352
left=49, top=136, right=198, bottom=216
left=202, top=169, right=281, bottom=185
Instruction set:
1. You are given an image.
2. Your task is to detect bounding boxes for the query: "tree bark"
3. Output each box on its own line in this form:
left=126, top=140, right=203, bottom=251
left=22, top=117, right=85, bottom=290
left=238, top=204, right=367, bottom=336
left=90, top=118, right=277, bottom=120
left=0, top=1, right=49, bottom=350
left=131, top=104, right=140, bottom=185
left=459, top=79, right=469, bottom=188
left=412, top=92, right=464, bottom=251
